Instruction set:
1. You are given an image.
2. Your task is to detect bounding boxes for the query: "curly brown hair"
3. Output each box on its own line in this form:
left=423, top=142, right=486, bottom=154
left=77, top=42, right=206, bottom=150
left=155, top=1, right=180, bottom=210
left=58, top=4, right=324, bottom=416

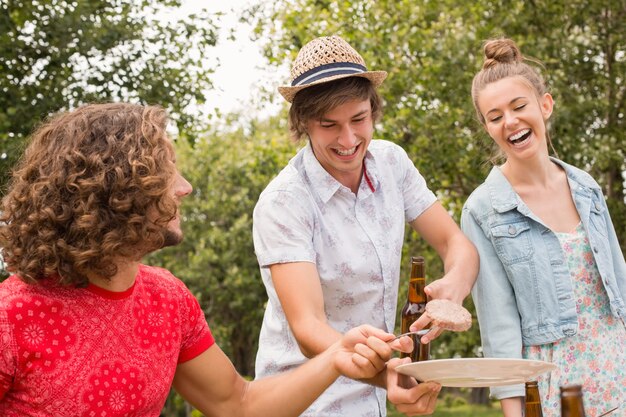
left=0, top=103, right=178, bottom=286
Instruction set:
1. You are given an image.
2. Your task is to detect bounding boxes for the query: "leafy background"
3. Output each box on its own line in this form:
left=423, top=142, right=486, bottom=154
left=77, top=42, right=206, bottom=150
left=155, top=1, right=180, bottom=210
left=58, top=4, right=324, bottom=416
left=1, top=0, right=624, bottom=415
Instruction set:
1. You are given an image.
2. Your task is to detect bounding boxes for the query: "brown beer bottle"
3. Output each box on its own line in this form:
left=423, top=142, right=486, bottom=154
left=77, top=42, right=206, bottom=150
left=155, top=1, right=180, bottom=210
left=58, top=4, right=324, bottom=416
left=524, top=381, right=544, bottom=417
left=560, top=385, right=586, bottom=417
left=400, top=256, right=430, bottom=362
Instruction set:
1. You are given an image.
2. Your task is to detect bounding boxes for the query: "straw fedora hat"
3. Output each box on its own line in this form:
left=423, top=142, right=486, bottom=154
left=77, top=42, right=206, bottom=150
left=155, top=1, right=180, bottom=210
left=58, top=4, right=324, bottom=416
left=278, top=35, right=387, bottom=102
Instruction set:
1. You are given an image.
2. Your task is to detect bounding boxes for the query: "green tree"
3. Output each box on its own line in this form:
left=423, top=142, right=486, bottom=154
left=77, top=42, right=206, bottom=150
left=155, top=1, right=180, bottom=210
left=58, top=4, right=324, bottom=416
left=153, top=114, right=299, bottom=416
left=247, top=0, right=626, bottom=403
left=249, top=0, right=625, bottom=248
left=247, top=1, right=626, bottom=285
left=0, top=0, right=219, bottom=188
left=148, top=112, right=298, bottom=377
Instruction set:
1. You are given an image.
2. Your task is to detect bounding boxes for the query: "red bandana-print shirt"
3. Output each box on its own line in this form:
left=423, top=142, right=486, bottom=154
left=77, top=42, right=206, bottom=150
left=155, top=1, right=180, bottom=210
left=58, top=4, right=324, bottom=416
left=0, top=264, right=214, bottom=417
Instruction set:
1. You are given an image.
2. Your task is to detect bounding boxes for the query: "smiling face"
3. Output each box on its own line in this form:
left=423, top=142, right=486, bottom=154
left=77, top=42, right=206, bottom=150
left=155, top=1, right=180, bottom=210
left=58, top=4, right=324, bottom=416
left=306, top=99, right=374, bottom=191
left=477, top=76, right=553, bottom=163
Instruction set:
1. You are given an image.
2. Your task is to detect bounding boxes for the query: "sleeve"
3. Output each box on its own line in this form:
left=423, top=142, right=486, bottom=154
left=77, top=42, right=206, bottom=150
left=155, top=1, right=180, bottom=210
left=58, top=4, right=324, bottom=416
left=460, top=205, right=525, bottom=399
left=177, top=285, right=215, bottom=364
left=252, top=189, right=317, bottom=268
left=0, top=310, right=15, bottom=399
left=397, top=146, right=437, bottom=223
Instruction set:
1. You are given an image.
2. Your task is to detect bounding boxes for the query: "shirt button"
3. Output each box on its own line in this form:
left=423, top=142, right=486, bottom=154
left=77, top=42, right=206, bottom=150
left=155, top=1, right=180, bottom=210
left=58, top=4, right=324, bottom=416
left=594, top=202, right=601, bottom=210
left=508, top=225, right=516, bottom=235
left=563, top=329, right=575, bottom=336
left=593, top=247, right=599, bottom=253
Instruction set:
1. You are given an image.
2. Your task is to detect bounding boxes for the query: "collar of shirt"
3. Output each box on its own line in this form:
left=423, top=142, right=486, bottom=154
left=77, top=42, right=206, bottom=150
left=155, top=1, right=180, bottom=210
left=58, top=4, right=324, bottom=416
left=486, top=156, right=600, bottom=214
left=301, top=142, right=381, bottom=204
left=549, top=156, right=601, bottom=194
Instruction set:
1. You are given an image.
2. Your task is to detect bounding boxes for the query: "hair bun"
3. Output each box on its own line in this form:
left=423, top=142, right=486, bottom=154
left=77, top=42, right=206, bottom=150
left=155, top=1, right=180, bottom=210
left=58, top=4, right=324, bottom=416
left=482, top=38, right=523, bottom=69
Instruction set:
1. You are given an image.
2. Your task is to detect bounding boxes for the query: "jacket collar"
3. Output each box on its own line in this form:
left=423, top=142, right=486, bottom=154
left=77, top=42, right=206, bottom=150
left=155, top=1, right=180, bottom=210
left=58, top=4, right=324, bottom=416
left=485, top=167, right=520, bottom=213
left=486, top=157, right=600, bottom=214
left=550, top=157, right=601, bottom=192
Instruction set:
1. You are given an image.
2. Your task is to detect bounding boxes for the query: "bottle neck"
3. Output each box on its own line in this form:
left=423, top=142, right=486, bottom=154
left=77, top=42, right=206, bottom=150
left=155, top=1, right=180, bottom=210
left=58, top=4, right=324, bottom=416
left=407, top=258, right=426, bottom=303
left=410, top=261, right=424, bottom=280
left=525, top=382, right=543, bottom=417
left=407, top=278, right=427, bottom=303
left=561, top=386, right=585, bottom=417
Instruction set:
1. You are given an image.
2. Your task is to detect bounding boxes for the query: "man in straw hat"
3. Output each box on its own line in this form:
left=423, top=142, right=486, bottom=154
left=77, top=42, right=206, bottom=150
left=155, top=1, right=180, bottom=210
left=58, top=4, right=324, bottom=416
left=253, top=35, right=479, bottom=416
left=0, top=102, right=419, bottom=416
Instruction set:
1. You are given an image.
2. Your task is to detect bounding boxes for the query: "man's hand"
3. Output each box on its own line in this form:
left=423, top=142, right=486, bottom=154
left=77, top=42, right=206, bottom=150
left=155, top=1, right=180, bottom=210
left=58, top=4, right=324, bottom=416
left=424, top=272, right=471, bottom=305
left=408, top=272, right=474, bottom=344
left=332, top=325, right=413, bottom=380
left=386, top=357, right=441, bottom=416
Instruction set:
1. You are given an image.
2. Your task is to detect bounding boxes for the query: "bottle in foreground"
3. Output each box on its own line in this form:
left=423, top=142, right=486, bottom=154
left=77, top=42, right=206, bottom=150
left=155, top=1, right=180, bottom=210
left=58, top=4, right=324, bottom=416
left=400, top=256, right=430, bottom=362
left=524, top=380, right=543, bottom=417
left=561, top=385, right=586, bottom=417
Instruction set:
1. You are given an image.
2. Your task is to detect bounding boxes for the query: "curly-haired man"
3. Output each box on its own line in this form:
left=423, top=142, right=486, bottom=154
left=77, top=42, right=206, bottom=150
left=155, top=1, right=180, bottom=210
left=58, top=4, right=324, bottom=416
left=0, top=103, right=430, bottom=417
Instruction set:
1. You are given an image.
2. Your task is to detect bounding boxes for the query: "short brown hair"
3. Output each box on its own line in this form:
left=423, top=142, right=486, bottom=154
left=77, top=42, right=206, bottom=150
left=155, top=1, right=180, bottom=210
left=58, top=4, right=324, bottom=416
left=288, top=77, right=383, bottom=142
left=0, top=103, right=178, bottom=286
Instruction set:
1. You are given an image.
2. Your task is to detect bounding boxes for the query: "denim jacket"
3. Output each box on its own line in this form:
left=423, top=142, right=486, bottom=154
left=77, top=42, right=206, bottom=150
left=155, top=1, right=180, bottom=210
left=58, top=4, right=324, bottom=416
left=461, top=158, right=626, bottom=399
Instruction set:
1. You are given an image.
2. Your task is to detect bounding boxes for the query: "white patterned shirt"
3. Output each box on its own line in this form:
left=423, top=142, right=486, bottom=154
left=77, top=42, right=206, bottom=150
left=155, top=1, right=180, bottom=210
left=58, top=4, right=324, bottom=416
left=253, top=139, right=437, bottom=417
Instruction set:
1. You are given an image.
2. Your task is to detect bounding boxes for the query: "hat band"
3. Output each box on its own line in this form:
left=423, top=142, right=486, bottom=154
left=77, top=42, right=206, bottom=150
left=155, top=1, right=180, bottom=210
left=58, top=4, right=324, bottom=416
left=291, top=62, right=367, bottom=87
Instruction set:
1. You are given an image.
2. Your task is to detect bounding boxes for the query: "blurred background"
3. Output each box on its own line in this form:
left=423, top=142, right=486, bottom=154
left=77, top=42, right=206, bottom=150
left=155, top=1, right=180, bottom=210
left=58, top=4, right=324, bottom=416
left=1, top=0, right=624, bottom=415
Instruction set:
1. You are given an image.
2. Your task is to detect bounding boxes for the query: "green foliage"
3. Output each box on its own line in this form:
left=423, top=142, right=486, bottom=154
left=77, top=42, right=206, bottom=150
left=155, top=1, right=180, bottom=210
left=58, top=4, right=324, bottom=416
left=147, top=113, right=298, bottom=376
left=249, top=0, right=626, bottom=242
left=0, top=0, right=219, bottom=188
left=248, top=0, right=626, bottom=363
left=3, top=2, right=625, bottom=414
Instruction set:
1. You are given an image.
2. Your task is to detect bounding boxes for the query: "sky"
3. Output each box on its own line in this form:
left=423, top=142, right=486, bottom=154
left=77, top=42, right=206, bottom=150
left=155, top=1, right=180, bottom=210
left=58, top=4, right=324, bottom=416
left=178, top=0, right=288, bottom=120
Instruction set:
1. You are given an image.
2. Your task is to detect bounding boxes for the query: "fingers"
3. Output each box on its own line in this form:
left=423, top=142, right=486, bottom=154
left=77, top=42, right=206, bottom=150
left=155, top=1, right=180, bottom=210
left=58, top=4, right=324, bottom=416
left=424, top=279, right=446, bottom=299
left=424, top=277, right=466, bottom=304
left=423, top=282, right=436, bottom=298
left=387, top=358, right=441, bottom=416
left=394, top=386, right=440, bottom=416
left=351, top=339, right=388, bottom=373
left=408, top=315, right=444, bottom=343
left=357, top=324, right=396, bottom=342
left=386, top=357, right=417, bottom=392
left=387, top=335, right=414, bottom=353
left=420, top=326, right=443, bottom=344
left=344, top=331, right=397, bottom=378
left=352, top=324, right=415, bottom=355
left=409, top=315, right=432, bottom=332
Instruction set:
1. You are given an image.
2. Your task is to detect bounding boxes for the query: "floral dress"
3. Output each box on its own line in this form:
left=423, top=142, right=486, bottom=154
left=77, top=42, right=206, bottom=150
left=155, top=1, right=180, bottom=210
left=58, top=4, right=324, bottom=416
left=523, top=223, right=626, bottom=417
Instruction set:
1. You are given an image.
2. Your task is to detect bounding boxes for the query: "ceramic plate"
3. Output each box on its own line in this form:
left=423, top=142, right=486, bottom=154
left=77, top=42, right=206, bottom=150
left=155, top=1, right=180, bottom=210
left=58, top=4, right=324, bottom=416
left=395, top=358, right=557, bottom=387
